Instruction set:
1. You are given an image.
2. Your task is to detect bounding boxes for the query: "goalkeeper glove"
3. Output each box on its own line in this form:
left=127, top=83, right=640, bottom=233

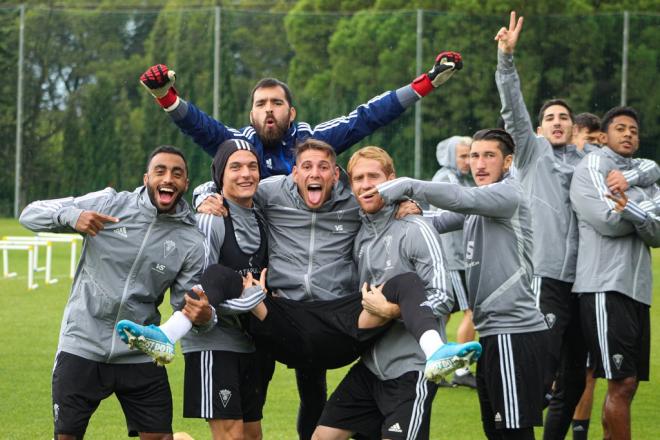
left=140, top=64, right=179, bottom=109
left=411, top=51, right=463, bottom=97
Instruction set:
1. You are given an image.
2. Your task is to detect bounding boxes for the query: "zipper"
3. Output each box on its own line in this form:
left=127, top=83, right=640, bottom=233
left=304, top=211, right=316, bottom=300
left=107, top=218, right=157, bottom=361
left=365, top=218, right=384, bottom=378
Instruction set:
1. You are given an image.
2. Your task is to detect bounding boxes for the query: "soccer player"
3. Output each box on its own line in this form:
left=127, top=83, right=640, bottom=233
left=364, top=129, right=549, bottom=440
left=430, top=135, right=478, bottom=388
left=571, top=112, right=603, bottom=151
left=570, top=106, right=659, bottom=440
left=19, top=146, right=211, bottom=440
left=494, top=12, right=659, bottom=438
left=140, top=51, right=462, bottom=179
left=313, top=146, right=461, bottom=440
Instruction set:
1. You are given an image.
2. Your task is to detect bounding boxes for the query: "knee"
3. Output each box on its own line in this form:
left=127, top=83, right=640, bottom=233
left=608, top=377, right=638, bottom=401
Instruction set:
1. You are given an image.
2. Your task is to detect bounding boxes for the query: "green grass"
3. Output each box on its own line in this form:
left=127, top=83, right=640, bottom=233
left=1, top=216, right=659, bottom=439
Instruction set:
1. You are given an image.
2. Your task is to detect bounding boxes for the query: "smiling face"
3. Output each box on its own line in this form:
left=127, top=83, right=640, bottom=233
left=350, top=158, right=395, bottom=214
left=250, top=86, right=296, bottom=147
left=143, top=152, right=189, bottom=213
left=222, top=150, right=259, bottom=208
left=604, top=115, right=639, bottom=157
left=292, top=148, right=339, bottom=209
left=537, top=104, right=573, bottom=147
left=470, top=140, right=513, bottom=186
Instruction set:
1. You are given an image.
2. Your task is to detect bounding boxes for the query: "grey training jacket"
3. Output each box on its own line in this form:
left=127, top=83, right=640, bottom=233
left=431, top=136, right=475, bottom=271
left=355, top=204, right=453, bottom=381
left=570, top=147, right=660, bottom=305
left=181, top=199, right=265, bottom=354
left=496, top=50, right=659, bottom=282
left=377, top=176, right=548, bottom=337
left=255, top=172, right=361, bottom=301
left=19, top=187, right=206, bottom=363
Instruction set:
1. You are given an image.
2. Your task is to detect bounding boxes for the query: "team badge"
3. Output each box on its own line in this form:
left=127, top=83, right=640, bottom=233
left=612, top=353, right=624, bottom=370
left=219, top=389, right=232, bottom=408
left=545, top=313, right=556, bottom=329
left=164, top=240, right=176, bottom=258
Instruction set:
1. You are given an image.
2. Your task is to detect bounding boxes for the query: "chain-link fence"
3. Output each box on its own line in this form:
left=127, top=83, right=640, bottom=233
left=1, top=5, right=658, bottom=217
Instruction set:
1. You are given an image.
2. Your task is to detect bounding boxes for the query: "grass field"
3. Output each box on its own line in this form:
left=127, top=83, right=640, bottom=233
left=1, top=216, right=659, bottom=439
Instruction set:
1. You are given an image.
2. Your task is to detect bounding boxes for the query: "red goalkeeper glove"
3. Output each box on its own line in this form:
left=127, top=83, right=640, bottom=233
left=411, top=51, right=463, bottom=97
left=140, top=64, right=179, bottom=109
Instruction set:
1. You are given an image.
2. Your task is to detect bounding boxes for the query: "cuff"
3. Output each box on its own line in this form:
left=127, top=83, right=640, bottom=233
left=497, top=49, right=515, bottom=72
left=56, top=207, right=85, bottom=230
left=622, top=169, right=639, bottom=187
left=411, top=74, right=433, bottom=97
left=395, top=84, right=421, bottom=108
left=191, top=305, right=218, bottom=334
left=620, top=200, right=648, bottom=224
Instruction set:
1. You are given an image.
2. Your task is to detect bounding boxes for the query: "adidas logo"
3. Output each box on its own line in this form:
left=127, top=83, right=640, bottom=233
left=387, top=423, right=403, bottom=433
left=494, top=412, right=502, bottom=423
left=113, top=226, right=128, bottom=238
left=573, top=426, right=585, bottom=432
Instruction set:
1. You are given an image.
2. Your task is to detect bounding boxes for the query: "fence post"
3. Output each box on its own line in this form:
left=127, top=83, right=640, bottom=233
left=213, top=6, right=221, bottom=120
left=414, top=9, right=423, bottom=179
left=14, top=4, right=25, bottom=218
left=620, top=10, right=629, bottom=106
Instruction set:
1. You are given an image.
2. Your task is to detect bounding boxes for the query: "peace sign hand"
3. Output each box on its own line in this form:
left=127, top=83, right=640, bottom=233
left=494, top=11, right=524, bottom=54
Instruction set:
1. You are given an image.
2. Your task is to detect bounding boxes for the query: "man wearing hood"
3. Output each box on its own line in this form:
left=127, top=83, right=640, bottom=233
left=19, top=146, right=210, bottom=440
left=430, top=135, right=478, bottom=388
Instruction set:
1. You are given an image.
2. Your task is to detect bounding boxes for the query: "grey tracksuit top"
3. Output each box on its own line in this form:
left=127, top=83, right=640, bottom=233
left=377, top=176, right=548, bottom=337
left=255, top=172, right=361, bottom=301
left=181, top=199, right=265, bottom=354
left=355, top=204, right=453, bottom=380
left=496, top=50, right=659, bottom=283
left=570, top=147, right=660, bottom=305
left=431, top=136, right=475, bottom=271
left=19, top=187, right=206, bottom=363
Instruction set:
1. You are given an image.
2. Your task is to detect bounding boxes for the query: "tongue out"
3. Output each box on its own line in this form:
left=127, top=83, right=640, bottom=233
left=159, top=191, right=174, bottom=205
left=308, top=188, right=322, bottom=206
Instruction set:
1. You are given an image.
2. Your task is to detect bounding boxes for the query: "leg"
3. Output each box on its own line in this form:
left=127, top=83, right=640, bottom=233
left=296, top=367, right=328, bottom=440
left=139, top=434, right=173, bottom=440
left=457, top=309, right=476, bottom=343
left=603, top=377, right=638, bottom=440
left=208, top=419, right=245, bottom=440
left=571, top=368, right=596, bottom=440
left=312, top=426, right=352, bottom=440
left=244, top=421, right=263, bottom=440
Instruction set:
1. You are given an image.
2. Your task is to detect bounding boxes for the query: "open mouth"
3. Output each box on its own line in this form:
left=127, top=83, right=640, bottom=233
left=552, top=129, right=563, bottom=137
left=158, top=187, right=176, bottom=205
left=307, top=183, right=323, bottom=205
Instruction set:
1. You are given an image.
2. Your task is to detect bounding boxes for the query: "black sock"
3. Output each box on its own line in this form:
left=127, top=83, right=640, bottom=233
left=571, top=419, right=589, bottom=440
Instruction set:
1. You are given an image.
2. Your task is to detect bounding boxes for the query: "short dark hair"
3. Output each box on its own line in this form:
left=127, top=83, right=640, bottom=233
left=146, top=145, right=188, bottom=174
left=574, top=112, right=601, bottom=132
left=472, top=128, right=516, bottom=156
left=600, top=106, right=639, bottom=132
left=537, top=99, right=574, bottom=126
left=295, top=138, right=337, bottom=164
left=250, top=78, right=294, bottom=107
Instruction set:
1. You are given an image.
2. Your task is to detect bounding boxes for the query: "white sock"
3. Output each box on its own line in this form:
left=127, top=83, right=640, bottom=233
left=419, top=330, right=444, bottom=359
left=159, top=311, right=192, bottom=343
left=455, top=366, right=470, bottom=376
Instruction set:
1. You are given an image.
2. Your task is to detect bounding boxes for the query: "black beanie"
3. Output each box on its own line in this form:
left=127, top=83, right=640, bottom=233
left=200, top=264, right=244, bottom=305
left=211, top=139, right=260, bottom=192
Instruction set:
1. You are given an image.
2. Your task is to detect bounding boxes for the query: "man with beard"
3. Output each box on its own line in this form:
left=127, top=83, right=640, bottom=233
left=570, top=106, right=659, bottom=440
left=139, top=50, right=462, bottom=179
left=19, top=146, right=212, bottom=440
left=494, top=12, right=659, bottom=439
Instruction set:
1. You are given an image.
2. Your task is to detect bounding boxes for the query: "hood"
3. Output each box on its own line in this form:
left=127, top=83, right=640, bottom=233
left=436, top=136, right=470, bottom=173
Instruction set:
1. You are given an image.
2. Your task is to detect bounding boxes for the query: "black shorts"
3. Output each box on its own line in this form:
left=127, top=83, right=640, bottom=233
left=183, top=350, right=270, bottom=421
left=579, top=292, right=650, bottom=381
left=449, top=270, right=469, bottom=312
left=247, top=295, right=389, bottom=369
left=52, top=351, right=172, bottom=438
left=318, top=362, right=437, bottom=440
left=477, top=331, right=547, bottom=431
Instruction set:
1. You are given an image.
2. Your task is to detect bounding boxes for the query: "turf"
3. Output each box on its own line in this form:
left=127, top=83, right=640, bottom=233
left=1, top=217, right=658, bottom=439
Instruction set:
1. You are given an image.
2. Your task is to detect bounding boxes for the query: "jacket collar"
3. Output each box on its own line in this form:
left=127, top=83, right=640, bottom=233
left=360, top=203, right=397, bottom=231
left=601, top=146, right=634, bottom=168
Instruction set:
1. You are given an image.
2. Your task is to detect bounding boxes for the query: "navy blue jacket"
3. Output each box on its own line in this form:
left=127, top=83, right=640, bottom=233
left=168, top=87, right=419, bottom=178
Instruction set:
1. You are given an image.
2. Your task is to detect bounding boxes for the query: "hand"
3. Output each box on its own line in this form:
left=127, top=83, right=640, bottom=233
left=606, top=191, right=629, bottom=213
left=242, top=268, right=267, bottom=293
left=182, top=286, right=212, bottom=325
left=197, top=193, right=228, bottom=217
left=395, top=200, right=422, bottom=219
left=74, top=211, right=119, bottom=236
left=411, top=51, right=463, bottom=97
left=606, top=170, right=630, bottom=194
left=494, top=11, right=524, bottom=54
left=140, top=64, right=179, bottom=108
left=361, top=282, right=399, bottom=319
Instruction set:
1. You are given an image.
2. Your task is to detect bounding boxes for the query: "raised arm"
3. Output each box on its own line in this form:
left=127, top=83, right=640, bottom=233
left=19, top=188, right=118, bottom=234
left=494, top=12, right=543, bottom=170
left=373, top=177, right=521, bottom=219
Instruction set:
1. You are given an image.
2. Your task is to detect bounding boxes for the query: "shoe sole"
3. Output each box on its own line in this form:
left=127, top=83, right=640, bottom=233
left=425, top=349, right=479, bottom=384
left=121, top=329, right=173, bottom=366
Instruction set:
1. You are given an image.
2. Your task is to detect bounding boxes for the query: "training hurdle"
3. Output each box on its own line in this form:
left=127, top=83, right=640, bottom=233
left=0, top=242, right=38, bottom=290
left=2, top=237, right=58, bottom=285
left=36, top=233, right=82, bottom=279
